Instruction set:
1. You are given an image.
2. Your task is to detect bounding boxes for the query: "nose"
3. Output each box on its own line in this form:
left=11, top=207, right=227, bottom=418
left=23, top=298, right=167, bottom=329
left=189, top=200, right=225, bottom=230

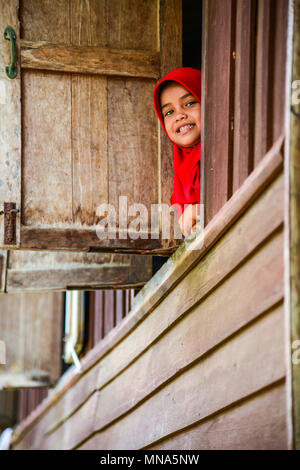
left=175, top=110, right=187, bottom=121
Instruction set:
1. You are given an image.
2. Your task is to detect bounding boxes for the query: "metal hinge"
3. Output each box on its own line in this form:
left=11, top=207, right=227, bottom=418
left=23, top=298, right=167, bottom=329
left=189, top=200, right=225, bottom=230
left=0, top=203, right=19, bottom=245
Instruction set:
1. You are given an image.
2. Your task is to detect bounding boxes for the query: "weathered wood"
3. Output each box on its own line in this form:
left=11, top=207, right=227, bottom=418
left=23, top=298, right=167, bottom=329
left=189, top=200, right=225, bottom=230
left=147, top=383, right=287, bottom=450
left=12, top=147, right=284, bottom=446
left=0, top=0, right=182, bottom=253
left=21, top=41, right=160, bottom=78
left=107, top=78, right=158, bottom=218
left=41, top=230, right=284, bottom=449
left=15, top=304, right=285, bottom=450
left=0, top=0, right=21, bottom=248
left=0, top=292, right=64, bottom=389
left=5, top=251, right=153, bottom=291
left=271, top=0, right=288, bottom=142
left=12, top=169, right=284, bottom=447
left=0, top=250, right=7, bottom=292
left=287, top=0, right=300, bottom=450
left=203, top=0, right=236, bottom=223
left=76, top=306, right=285, bottom=450
left=20, top=226, right=176, bottom=253
left=254, top=0, right=274, bottom=166
left=22, top=69, right=73, bottom=227
left=232, top=0, right=256, bottom=191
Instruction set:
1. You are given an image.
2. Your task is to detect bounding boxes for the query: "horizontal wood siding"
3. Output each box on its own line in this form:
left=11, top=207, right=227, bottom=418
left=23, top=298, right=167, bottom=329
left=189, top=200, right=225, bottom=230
left=12, top=168, right=287, bottom=450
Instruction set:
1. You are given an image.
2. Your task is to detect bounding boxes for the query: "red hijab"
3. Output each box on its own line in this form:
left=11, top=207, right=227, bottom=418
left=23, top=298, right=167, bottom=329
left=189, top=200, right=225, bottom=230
left=153, top=67, right=201, bottom=214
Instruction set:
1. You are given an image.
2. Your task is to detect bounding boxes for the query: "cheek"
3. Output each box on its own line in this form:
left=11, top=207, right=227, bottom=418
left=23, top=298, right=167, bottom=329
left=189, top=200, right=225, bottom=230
left=193, top=107, right=201, bottom=127
left=164, top=119, right=174, bottom=136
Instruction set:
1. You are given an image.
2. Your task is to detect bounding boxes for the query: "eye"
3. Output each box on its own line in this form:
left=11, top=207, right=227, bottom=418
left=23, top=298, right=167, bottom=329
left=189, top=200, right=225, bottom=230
left=186, top=101, right=197, bottom=107
left=164, top=109, right=173, bottom=117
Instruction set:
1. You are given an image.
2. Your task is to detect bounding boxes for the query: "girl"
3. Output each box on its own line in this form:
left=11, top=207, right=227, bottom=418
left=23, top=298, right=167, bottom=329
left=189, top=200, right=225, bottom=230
left=153, top=67, right=201, bottom=238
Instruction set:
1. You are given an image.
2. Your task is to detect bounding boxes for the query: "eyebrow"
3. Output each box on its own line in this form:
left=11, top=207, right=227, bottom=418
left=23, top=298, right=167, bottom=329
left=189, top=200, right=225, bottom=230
left=161, top=92, right=194, bottom=110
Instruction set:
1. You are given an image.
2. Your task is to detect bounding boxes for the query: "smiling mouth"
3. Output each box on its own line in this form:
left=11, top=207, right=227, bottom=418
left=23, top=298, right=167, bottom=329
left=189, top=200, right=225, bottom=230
left=176, top=124, right=195, bottom=134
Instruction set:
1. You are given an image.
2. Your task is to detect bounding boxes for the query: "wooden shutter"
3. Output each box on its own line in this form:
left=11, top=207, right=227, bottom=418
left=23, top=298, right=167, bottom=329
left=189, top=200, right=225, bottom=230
left=202, top=0, right=288, bottom=224
left=0, top=0, right=182, bottom=255
left=0, top=291, right=64, bottom=389
left=0, top=249, right=153, bottom=292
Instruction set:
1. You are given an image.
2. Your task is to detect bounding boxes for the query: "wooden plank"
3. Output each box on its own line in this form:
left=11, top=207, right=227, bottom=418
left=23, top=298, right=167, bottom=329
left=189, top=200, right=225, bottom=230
left=21, top=69, right=73, bottom=226
left=11, top=152, right=284, bottom=442
left=147, top=383, right=287, bottom=450
left=253, top=0, right=274, bottom=166
left=20, top=226, right=173, bottom=254
left=5, top=251, right=152, bottom=292
left=20, top=0, right=71, bottom=43
left=21, top=41, right=160, bottom=78
left=203, top=0, right=236, bottom=223
left=288, top=0, right=300, bottom=450
left=94, top=291, right=104, bottom=342
left=115, top=290, right=125, bottom=324
left=107, top=78, right=158, bottom=219
left=103, top=291, right=115, bottom=336
left=271, top=0, right=289, bottom=142
left=71, top=73, right=108, bottom=226
left=12, top=172, right=284, bottom=447
left=0, top=250, right=7, bottom=293
left=232, top=0, right=256, bottom=192
left=76, top=305, right=285, bottom=450
left=0, top=0, right=21, bottom=248
left=0, top=292, right=64, bottom=389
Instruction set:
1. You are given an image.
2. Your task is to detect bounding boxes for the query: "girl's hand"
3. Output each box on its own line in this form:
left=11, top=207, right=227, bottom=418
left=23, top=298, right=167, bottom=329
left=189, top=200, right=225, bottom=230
left=178, top=204, right=201, bottom=238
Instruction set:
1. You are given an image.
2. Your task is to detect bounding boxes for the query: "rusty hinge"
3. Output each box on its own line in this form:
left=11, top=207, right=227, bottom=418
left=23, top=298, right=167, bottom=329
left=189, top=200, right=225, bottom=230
left=0, top=203, right=19, bottom=245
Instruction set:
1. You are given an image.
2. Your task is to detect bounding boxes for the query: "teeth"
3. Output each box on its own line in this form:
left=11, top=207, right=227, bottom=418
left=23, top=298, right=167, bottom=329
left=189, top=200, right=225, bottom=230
left=178, top=124, right=194, bottom=133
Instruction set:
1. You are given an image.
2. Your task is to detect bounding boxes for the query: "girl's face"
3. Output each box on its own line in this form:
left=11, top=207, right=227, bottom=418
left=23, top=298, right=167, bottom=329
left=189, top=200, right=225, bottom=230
left=160, top=83, right=201, bottom=148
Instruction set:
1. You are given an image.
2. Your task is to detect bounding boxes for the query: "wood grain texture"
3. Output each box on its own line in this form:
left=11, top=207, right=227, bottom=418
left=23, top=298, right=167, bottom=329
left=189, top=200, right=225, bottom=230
left=12, top=146, right=284, bottom=446
left=21, top=41, right=160, bottom=78
left=77, top=305, right=285, bottom=450
left=271, top=0, right=288, bottom=142
left=20, top=0, right=71, bottom=43
left=21, top=69, right=73, bottom=226
left=17, top=0, right=181, bottom=251
left=0, top=291, right=64, bottom=389
left=70, top=0, right=108, bottom=227
left=5, top=253, right=153, bottom=291
left=44, top=230, right=284, bottom=449
left=0, top=0, right=21, bottom=248
left=107, top=78, right=158, bottom=216
left=253, top=0, right=274, bottom=166
left=20, top=226, right=174, bottom=253
left=12, top=169, right=284, bottom=448
left=0, top=250, right=7, bottom=292
left=288, top=0, right=300, bottom=450
left=203, top=0, right=236, bottom=224
left=232, top=0, right=256, bottom=192
left=147, top=382, right=287, bottom=450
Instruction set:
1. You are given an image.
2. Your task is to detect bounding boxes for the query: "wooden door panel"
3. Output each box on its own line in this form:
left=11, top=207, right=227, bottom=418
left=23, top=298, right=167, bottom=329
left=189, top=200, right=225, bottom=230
left=0, top=0, right=182, bottom=254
